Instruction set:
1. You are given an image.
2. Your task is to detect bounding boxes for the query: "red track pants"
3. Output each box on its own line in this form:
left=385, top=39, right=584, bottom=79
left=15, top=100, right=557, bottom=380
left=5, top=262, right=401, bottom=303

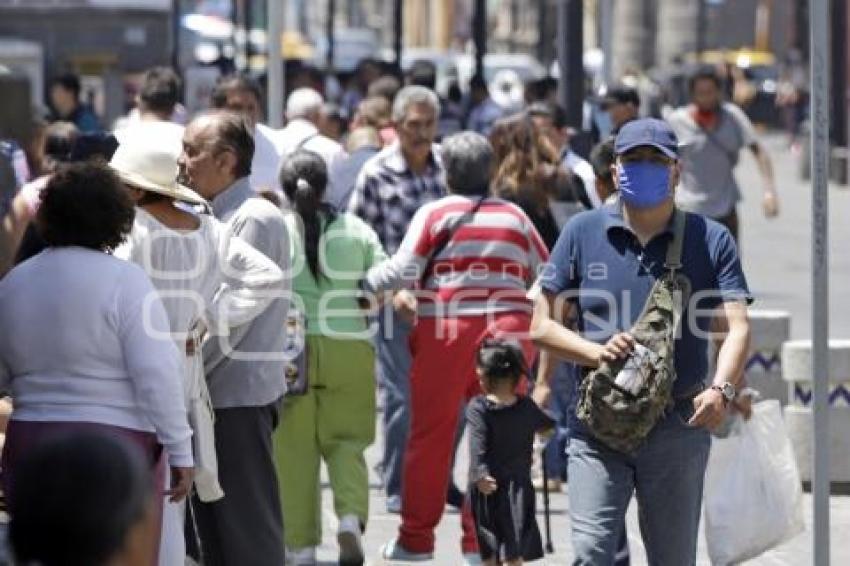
left=397, top=312, right=536, bottom=554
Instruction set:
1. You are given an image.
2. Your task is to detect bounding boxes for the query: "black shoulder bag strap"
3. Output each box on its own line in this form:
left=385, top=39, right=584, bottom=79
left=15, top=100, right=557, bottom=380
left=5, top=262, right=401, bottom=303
left=628, top=208, right=688, bottom=326
left=664, top=208, right=687, bottom=274
left=295, top=132, right=319, bottom=151
left=419, top=196, right=487, bottom=287
left=663, top=209, right=691, bottom=329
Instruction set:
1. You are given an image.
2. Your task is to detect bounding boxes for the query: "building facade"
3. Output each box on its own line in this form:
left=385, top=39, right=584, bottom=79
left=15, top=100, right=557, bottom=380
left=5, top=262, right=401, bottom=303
left=0, top=0, right=172, bottom=122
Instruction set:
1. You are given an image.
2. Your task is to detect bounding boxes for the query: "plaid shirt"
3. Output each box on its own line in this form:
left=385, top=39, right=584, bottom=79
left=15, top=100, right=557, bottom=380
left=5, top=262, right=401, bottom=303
left=347, top=142, right=446, bottom=255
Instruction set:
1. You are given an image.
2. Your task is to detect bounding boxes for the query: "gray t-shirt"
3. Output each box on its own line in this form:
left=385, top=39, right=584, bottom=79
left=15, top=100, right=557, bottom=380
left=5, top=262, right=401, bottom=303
left=668, top=102, right=757, bottom=218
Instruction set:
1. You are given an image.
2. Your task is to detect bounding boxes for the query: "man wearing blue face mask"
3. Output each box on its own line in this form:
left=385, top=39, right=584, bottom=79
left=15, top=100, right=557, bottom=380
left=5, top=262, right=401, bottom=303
left=531, top=119, right=753, bottom=565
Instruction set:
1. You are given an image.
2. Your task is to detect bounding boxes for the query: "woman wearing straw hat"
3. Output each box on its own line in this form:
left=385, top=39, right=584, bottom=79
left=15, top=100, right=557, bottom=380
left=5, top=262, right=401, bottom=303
left=109, top=135, right=286, bottom=565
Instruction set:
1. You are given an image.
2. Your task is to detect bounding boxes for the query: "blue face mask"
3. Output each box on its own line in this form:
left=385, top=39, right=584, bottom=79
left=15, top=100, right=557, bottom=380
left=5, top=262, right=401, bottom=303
left=617, top=161, right=672, bottom=208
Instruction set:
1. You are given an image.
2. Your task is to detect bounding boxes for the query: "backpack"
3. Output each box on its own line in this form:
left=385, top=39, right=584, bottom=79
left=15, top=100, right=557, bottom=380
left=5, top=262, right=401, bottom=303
left=576, top=209, right=692, bottom=454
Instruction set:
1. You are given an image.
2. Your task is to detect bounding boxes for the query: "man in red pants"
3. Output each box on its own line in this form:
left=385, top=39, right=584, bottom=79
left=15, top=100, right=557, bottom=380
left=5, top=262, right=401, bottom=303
left=362, top=132, right=548, bottom=563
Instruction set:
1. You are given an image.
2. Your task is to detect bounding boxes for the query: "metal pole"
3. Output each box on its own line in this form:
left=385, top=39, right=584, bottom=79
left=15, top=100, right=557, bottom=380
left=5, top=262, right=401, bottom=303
left=600, top=0, right=614, bottom=85
left=810, top=0, right=831, bottom=563
left=231, top=0, right=239, bottom=69
left=245, top=0, right=254, bottom=65
left=846, top=0, right=850, bottom=187
left=509, top=0, right=518, bottom=52
left=393, top=0, right=403, bottom=70
left=171, top=0, right=181, bottom=72
left=696, top=0, right=707, bottom=58
left=327, top=0, right=336, bottom=72
left=832, top=0, right=847, bottom=148
left=755, top=0, right=772, bottom=53
left=232, top=0, right=247, bottom=72
left=537, top=0, right=547, bottom=65
left=557, top=0, right=583, bottom=128
left=473, top=0, right=487, bottom=79
left=268, top=0, right=284, bottom=128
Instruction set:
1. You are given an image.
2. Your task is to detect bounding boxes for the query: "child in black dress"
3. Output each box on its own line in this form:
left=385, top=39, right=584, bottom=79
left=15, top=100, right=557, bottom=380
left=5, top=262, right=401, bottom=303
left=468, top=339, right=555, bottom=565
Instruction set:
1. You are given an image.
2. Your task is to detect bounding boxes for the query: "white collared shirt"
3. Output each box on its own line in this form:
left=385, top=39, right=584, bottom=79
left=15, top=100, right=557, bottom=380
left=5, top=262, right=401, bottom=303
left=273, top=119, right=348, bottom=201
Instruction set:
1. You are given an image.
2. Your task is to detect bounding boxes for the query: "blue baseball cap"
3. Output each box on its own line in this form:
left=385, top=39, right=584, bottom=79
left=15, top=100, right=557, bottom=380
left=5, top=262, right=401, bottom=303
left=614, top=118, right=679, bottom=159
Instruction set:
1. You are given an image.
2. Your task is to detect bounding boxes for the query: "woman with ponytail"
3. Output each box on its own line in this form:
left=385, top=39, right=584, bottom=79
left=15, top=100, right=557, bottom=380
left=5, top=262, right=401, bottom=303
left=274, top=150, right=387, bottom=566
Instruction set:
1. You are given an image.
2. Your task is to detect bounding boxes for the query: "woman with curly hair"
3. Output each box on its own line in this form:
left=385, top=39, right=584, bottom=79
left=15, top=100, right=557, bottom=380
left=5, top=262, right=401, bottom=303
left=0, top=162, right=193, bottom=562
left=489, top=113, right=567, bottom=250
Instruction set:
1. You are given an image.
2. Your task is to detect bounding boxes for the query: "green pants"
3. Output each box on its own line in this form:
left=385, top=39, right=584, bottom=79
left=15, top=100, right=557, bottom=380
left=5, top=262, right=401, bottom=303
left=273, top=335, right=376, bottom=548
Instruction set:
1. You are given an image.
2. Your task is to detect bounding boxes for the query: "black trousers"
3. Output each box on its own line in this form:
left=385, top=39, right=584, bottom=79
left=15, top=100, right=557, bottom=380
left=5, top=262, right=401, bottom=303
left=193, top=402, right=285, bottom=566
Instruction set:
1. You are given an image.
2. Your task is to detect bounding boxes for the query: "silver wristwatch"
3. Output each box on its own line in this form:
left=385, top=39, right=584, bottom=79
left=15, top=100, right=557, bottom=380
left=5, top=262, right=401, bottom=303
left=711, top=382, right=736, bottom=405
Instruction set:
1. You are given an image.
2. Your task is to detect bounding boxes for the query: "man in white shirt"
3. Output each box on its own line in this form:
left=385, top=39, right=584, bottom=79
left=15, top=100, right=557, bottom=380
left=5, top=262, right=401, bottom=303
left=113, top=66, right=185, bottom=156
left=275, top=88, right=347, bottom=204
left=210, top=75, right=284, bottom=196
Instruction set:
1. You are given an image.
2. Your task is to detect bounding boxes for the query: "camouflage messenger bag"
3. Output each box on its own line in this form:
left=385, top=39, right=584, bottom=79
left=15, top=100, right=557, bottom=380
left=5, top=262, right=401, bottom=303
left=576, top=209, right=692, bottom=454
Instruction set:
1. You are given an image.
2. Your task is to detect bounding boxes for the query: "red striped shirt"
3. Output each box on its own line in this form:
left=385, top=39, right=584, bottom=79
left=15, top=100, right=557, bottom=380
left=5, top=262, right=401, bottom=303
left=369, top=196, right=549, bottom=317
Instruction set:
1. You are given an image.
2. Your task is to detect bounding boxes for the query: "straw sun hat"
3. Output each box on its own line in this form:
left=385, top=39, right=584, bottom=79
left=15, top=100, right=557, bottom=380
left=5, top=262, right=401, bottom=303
left=108, top=135, right=208, bottom=206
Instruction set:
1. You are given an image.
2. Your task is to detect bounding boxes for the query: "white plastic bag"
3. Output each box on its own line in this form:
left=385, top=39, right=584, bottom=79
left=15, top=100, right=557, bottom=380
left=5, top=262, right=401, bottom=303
left=703, top=400, right=804, bottom=565
left=186, top=341, right=224, bottom=502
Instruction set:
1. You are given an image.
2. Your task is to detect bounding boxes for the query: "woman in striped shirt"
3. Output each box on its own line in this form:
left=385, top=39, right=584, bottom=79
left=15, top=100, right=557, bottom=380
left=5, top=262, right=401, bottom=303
left=364, top=132, right=549, bottom=564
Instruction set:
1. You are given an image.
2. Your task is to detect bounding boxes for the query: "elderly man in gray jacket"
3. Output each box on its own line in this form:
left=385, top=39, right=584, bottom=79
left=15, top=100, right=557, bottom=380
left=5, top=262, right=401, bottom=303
left=179, top=111, right=290, bottom=566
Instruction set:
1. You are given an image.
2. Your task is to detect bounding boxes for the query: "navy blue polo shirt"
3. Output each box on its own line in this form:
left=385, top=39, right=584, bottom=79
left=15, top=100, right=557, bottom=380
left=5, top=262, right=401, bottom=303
left=539, top=202, right=752, bottom=399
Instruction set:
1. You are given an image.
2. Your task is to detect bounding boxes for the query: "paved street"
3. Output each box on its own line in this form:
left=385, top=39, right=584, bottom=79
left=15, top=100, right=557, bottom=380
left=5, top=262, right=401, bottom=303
left=311, top=133, right=850, bottom=565
left=736, top=134, right=850, bottom=340
left=312, top=422, right=850, bottom=565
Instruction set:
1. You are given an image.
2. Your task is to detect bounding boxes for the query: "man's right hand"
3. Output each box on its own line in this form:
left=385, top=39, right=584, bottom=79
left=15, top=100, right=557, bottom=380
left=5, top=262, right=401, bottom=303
left=595, top=332, right=636, bottom=366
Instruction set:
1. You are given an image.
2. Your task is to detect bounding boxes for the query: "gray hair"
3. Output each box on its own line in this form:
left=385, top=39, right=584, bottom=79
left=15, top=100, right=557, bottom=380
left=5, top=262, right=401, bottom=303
left=193, top=111, right=254, bottom=178
left=392, top=85, right=440, bottom=122
left=441, top=132, right=493, bottom=196
left=286, top=88, right=324, bottom=120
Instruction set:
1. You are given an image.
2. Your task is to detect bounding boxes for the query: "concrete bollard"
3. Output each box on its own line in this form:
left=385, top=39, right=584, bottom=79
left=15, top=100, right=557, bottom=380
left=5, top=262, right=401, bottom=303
left=782, top=339, right=850, bottom=486
left=744, top=310, right=791, bottom=404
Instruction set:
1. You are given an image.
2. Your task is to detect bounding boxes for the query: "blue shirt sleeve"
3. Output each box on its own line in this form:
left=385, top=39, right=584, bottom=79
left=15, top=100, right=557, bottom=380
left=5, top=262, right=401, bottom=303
left=75, top=108, right=102, bottom=133
left=712, top=227, right=753, bottom=305
left=539, top=220, right=580, bottom=295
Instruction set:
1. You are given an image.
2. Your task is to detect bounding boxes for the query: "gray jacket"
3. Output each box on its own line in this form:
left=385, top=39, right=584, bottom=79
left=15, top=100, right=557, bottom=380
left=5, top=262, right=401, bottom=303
left=203, top=177, right=291, bottom=408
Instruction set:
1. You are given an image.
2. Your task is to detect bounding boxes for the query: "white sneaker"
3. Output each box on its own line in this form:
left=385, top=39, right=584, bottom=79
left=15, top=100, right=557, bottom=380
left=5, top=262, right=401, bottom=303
left=380, top=538, right=433, bottom=562
left=463, top=552, right=484, bottom=566
left=285, top=546, right=317, bottom=566
left=386, top=494, right=402, bottom=514
left=337, top=514, right=365, bottom=565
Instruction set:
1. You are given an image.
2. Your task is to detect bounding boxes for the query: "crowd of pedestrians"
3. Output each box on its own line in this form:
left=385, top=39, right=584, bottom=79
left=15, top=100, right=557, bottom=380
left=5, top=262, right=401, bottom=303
left=0, top=58, right=777, bottom=566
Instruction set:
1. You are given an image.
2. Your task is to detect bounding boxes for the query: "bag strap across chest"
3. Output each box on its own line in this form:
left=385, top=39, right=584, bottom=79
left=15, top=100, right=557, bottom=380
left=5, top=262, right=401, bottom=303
left=664, top=209, right=687, bottom=274
left=419, top=196, right=487, bottom=286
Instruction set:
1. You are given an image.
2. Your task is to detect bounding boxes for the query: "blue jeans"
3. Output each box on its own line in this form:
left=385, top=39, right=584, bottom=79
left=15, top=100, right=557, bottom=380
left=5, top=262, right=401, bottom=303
left=567, top=404, right=711, bottom=566
left=376, top=306, right=413, bottom=499
left=543, top=363, right=630, bottom=565
left=543, top=362, right=574, bottom=480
